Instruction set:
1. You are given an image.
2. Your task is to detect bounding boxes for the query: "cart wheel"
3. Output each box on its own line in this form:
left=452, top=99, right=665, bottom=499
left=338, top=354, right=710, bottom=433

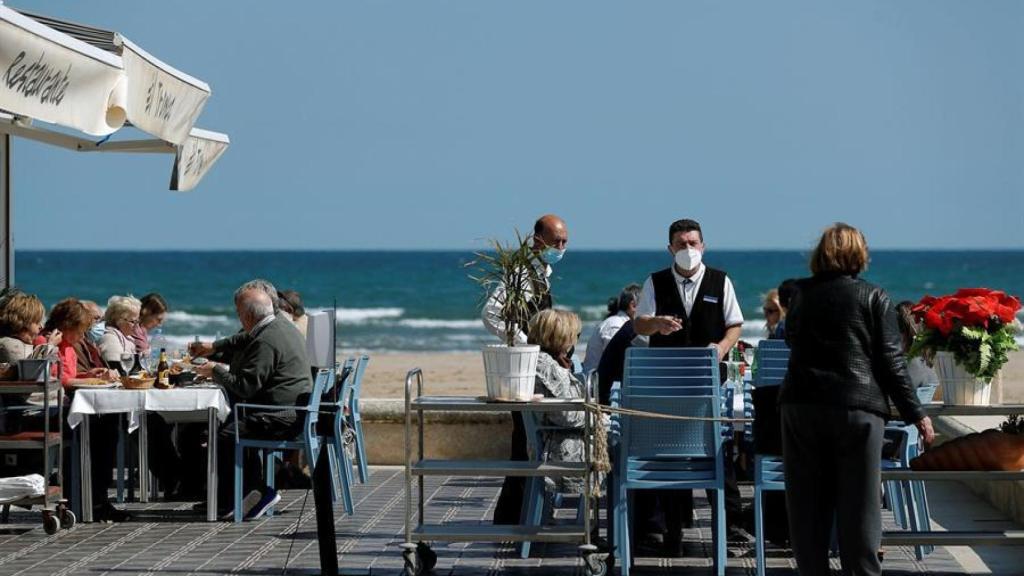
left=400, top=543, right=421, bottom=576
left=60, top=509, right=76, bottom=530
left=43, top=513, right=59, bottom=535
left=583, top=553, right=608, bottom=576
left=416, top=542, right=437, bottom=572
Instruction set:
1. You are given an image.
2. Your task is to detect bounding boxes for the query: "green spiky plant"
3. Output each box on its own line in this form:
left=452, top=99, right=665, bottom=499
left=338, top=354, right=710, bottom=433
left=468, top=231, right=549, bottom=347
left=999, top=414, right=1024, bottom=435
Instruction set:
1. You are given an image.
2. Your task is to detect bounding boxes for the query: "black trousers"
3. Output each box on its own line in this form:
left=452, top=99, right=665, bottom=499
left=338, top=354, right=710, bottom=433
left=781, top=404, right=884, bottom=576
left=493, top=412, right=528, bottom=525
left=216, top=411, right=300, bottom=507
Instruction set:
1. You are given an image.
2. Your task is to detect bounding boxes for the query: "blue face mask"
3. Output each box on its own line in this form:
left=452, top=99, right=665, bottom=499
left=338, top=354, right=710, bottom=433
left=87, top=321, right=105, bottom=344
left=542, top=247, right=565, bottom=265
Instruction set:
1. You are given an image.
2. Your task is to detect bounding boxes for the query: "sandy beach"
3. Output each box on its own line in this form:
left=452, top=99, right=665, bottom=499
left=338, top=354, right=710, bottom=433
left=356, top=349, right=1024, bottom=403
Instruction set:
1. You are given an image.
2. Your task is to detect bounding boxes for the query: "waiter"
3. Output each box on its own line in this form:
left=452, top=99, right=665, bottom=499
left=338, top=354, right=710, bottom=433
left=633, top=218, right=746, bottom=555
left=485, top=214, right=569, bottom=524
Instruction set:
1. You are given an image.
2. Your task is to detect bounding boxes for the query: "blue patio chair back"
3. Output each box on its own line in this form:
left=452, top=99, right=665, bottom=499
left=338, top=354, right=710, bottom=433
left=615, top=347, right=726, bottom=575
left=753, top=339, right=789, bottom=387
left=232, top=368, right=333, bottom=523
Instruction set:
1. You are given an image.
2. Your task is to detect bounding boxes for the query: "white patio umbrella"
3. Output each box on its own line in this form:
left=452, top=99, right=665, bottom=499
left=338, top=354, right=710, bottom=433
left=0, top=3, right=230, bottom=286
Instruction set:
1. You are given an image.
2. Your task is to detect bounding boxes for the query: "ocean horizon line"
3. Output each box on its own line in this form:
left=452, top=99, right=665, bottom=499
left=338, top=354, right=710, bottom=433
left=15, top=247, right=1024, bottom=254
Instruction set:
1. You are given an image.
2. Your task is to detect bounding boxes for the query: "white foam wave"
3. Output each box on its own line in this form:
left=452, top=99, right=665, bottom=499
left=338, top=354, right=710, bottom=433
left=397, top=318, right=483, bottom=329
left=164, top=311, right=234, bottom=324
left=307, top=307, right=405, bottom=324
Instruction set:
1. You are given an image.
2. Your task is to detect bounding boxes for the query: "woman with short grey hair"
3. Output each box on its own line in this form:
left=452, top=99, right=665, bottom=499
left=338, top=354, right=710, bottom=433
left=100, top=295, right=141, bottom=367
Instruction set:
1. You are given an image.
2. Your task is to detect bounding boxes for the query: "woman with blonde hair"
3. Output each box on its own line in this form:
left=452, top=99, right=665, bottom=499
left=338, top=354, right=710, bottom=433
left=762, top=288, right=783, bottom=338
left=779, top=223, right=934, bottom=576
left=100, top=295, right=141, bottom=370
left=0, top=290, right=60, bottom=369
left=527, top=309, right=607, bottom=494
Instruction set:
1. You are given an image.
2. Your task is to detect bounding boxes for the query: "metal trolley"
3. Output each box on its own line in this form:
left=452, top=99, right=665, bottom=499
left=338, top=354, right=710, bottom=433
left=0, top=364, right=74, bottom=534
left=401, top=368, right=607, bottom=576
left=880, top=403, right=1024, bottom=548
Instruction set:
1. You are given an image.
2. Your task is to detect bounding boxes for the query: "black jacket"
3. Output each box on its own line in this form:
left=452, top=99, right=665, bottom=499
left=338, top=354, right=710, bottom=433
left=779, top=274, right=925, bottom=423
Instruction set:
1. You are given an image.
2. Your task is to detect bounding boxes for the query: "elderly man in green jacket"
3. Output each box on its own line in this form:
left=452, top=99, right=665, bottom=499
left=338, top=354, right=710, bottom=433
left=195, top=281, right=312, bottom=520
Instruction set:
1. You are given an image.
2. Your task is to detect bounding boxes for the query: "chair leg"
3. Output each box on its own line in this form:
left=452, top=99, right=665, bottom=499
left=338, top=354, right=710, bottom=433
left=914, top=480, right=933, bottom=556
left=519, top=477, right=545, bottom=558
left=715, top=487, right=726, bottom=576
left=354, top=418, right=369, bottom=484
left=887, top=480, right=908, bottom=529
left=337, top=443, right=355, bottom=515
left=234, top=444, right=244, bottom=523
left=754, top=487, right=766, bottom=576
left=616, top=483, right=631, bottom=576
left=326, top=444, right=341, bottom=503
left=116, top=420, right=126, bottom=504
left=264, top=451, right=276, bottom=517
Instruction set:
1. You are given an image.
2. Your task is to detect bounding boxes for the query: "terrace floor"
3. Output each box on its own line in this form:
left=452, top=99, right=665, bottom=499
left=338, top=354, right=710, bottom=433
left=0, top=466, right=1015, bottom=575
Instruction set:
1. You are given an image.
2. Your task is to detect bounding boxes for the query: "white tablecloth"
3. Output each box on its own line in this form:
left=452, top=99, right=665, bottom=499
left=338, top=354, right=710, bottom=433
left=68, top=387, right=231, bottom=431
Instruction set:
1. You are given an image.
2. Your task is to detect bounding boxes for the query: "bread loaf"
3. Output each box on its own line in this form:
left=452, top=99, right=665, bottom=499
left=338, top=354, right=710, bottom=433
left=910, top=430, right=1024, bottom=471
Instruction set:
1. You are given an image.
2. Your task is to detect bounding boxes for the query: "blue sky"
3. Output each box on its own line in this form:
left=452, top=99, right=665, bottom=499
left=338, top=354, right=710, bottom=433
left=8, top=1, right=1024, bottom=250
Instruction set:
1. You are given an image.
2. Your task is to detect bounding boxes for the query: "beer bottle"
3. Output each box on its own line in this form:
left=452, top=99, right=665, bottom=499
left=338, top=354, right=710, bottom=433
left=157, top=348, right=169, bottom=387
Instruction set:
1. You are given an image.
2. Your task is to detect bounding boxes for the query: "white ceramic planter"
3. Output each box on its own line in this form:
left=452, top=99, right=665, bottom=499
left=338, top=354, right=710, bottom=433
left=481, top=344, right=539, bottom=401
left=934, top=351, right=993, bottom=406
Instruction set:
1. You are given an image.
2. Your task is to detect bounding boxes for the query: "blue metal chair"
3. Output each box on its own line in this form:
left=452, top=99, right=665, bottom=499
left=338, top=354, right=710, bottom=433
left=344, top=355, right=370, bottom=484
left=232, top=368, right=333, bottom=523
left=325, top=357, right=358, bottom=515
left=614, top=347, right=727, bottom=576
left=518, top=371, right=593, bottom=559
left=750, top=340, right=790, bottom=576
left=881, top=383, right=937, bottom=560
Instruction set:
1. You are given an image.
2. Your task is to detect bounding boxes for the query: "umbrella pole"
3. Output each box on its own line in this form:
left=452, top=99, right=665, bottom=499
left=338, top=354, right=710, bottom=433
left=0, top=134, right=11, bottom=289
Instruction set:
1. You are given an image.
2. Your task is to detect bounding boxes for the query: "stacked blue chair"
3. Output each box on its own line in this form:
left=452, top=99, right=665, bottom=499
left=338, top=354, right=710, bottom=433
left=881, top=383, right=937, bottom=560
left=614, top=347, right=727, bottom=576
left=751, top=339, right=791, bottom=576
left=345, top=355, right=370, bottom=484
left=232, top=368, right=334, bottom=523
left=325, top=357, right=358, bottom=515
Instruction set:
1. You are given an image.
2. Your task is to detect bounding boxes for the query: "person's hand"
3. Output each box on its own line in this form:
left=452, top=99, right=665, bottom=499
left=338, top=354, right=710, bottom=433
left=194, top=361, right=217, bottom=380
left=189, top=341, right=214, bottom=358
left=916, top=416, right=935, bottom=448
left=47, top=329, right=62, bottom=347
left=652, top=315, right=683, bottom=335
left=88, top=367, right=118, bottom=382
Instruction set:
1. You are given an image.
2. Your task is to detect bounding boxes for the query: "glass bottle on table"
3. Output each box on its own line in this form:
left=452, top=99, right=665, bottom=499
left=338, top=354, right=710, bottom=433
left=156, top=348, right=170, bottom=388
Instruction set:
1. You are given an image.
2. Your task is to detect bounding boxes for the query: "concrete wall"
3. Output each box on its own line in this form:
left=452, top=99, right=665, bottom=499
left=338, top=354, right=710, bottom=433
left=361, top=399, right=511, bottom=464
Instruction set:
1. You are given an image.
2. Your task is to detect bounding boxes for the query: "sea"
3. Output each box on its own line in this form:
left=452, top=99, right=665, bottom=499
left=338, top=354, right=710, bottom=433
left=11, top=250, right=1024, bottom=352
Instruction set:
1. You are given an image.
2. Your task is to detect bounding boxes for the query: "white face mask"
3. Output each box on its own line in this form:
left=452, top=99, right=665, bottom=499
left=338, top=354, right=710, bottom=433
left=674, top=247, right=702, bottom=271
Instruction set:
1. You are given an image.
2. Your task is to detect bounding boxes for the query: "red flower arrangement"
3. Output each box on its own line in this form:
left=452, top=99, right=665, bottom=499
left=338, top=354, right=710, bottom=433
left=909, top=288, right=1022, bottom=381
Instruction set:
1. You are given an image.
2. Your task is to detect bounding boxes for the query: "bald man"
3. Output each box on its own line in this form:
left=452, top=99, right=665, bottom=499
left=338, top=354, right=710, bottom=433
left=482, top=214, right=569, bottom=344
left=195, top=282, right=312, bottom=520
left=487, top=214, right=570, bottom=525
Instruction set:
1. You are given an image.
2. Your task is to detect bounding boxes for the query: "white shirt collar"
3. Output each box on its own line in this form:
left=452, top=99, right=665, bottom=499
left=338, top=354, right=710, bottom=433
left=671, top=262, right=706, bottom=285
left=249, top=314, right=275, bottom=336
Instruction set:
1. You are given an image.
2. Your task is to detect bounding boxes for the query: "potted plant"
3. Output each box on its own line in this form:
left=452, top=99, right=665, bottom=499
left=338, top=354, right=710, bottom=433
left=911, top=414, right=1024, bottom=471
left=908, top=288, right=1022, bottom=405
left=469, top=232, right=548, bottom=401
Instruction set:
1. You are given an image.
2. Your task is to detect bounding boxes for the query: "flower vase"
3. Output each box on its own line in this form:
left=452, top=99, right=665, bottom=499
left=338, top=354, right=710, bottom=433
left=934, top=351, right=993, bottom=406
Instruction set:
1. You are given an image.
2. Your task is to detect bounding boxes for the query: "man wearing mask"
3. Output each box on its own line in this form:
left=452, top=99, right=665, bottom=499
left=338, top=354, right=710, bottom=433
left=633, top=218, right=746, bottom=555
left=487, top=214, right=569, bottom=525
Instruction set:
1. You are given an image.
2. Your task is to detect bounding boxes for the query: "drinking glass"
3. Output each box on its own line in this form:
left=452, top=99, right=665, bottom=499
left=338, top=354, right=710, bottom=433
left=139, top=353, right=154, bottom=374
left=743, top=347, right=755, bottom=366
left=120, top=352, right=134, bottom=376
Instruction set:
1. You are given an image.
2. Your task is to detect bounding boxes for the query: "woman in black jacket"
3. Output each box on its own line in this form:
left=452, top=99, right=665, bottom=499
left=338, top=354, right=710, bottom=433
left=779, top=223, right=934, bottom=576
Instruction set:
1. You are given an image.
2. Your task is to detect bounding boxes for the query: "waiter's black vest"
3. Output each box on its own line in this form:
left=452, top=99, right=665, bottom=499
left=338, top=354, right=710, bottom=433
left=649, top=266, right=727, bottom=348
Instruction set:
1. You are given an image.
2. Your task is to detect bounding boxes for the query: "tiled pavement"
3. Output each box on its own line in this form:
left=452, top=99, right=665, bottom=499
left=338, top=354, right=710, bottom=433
left=0, top=467, right=984, bottom=575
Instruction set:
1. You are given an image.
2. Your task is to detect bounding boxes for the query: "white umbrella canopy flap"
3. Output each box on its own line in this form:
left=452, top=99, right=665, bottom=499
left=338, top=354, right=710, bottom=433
left=0, top=4, right=126, bottom=136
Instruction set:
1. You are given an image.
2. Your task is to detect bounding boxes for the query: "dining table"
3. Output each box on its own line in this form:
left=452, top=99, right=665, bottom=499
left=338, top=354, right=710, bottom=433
left=67, top=383, right=230, bottom=522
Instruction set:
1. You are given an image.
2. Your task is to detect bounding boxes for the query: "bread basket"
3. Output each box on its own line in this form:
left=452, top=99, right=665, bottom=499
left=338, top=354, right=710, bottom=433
left=122, top=375, right=156, bottom=390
